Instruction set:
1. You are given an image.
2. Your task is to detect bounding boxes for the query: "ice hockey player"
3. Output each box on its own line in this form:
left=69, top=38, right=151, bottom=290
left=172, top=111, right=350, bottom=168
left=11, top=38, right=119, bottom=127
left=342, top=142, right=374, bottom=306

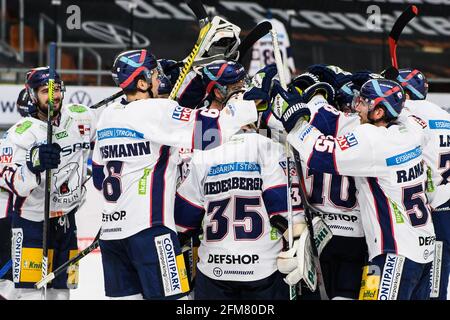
left=0, top=67, right=99, bottom=299
left=174, top=116, right=303, bottom=300
left=272, top=78, right=435, bottom=300
left=395, top=68, right=450, bottom=300
left=284, top=69, right=368, bottom=300
left=91, top=49, right=257, bottom=300
left=0, top=88, right=33, bottom=300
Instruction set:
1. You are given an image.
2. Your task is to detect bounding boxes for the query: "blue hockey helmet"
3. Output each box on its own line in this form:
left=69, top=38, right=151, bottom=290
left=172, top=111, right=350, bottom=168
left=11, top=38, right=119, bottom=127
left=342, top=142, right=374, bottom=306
left=396, top=68, right=428, bottom=100
left=25, top=66, right=65, bottom=104
left=111, top=49, right=158, bottom=91
left=202, top=61, right=246, bottom=96
left=17, top=88, right=37, bottom=117
left=336, top=81, right=358, bottom=112
left=358, top=79, right=405, bottom=120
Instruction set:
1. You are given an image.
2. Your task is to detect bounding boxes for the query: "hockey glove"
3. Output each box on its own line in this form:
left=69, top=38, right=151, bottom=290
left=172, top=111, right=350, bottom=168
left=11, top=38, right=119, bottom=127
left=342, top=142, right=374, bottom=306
left=158, top=74, right=173, bottom=96
left=277, top=216, right=333, bottom=289
left=158, top=59, right=181, bottom=87
left=270, top=80, right=310, bottom=133
left=307, top=64, right=352, bottom=90
left=301, top=82, right=336, bottom=105
left=243, top=64, right=278, bottom=103
left=350, top=70, right=383, bottom=88
left=290, top=72, right=319, bottom=93
left=26, top=143, right=62, bottom=175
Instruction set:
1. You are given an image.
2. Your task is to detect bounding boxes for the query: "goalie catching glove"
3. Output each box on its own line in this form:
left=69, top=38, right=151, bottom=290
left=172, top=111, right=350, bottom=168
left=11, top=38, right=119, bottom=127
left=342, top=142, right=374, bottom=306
left=277, top=216, right=333, bottom=291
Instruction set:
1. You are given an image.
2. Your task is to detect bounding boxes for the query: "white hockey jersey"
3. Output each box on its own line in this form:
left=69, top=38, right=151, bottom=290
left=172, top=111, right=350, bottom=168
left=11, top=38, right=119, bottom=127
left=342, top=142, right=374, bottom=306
left=175, top=132, right=302, bottom=281
left=401, top=100, right=450, bottom=210
left=248, top=18, right=296, bottom=84
left=0, top=137, right=14, bottom=219
left=92, top=97, right=257, bottom=240
left=0, top=104, right=99, bottom=222
left=288, top=111, right=435, bottom=264
left=304, top=96, right=363, bottom=237
left=262, top=95, right=364, bottom=237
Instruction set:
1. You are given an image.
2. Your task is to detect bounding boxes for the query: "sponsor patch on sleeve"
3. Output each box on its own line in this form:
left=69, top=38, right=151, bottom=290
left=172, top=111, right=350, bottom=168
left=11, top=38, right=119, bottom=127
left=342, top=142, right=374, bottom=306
left=336, top=132, right=358, bottom=151
left=0, top=147, right=13, bottom=163
left=172, top=106, right=193, bottom=122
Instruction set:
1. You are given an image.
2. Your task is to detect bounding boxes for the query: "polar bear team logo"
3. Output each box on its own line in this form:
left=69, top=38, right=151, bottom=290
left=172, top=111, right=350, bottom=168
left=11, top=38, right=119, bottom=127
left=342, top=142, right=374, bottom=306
left=53, top=162, right=81, bottom=197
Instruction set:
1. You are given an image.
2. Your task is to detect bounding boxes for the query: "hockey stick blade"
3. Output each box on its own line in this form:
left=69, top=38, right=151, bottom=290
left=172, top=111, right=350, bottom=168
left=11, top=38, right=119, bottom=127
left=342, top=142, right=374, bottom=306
left=35, top=230, right=101, bottom=290
left=237, top=21, right=272, bottom=63
left=388, top=5, right=418, bottom=68
left=187, top=0, right=208, bottom=25
left=169, top=0, right=211, bottom=99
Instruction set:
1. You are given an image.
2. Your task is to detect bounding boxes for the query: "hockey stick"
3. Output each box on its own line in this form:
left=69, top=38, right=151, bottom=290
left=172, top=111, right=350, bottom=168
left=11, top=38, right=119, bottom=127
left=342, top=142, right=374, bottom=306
left=35, top=229, right=101, bottom=290
left=0, top=260, right=12, bottom=279
left=270, top=27, right=329, bottom=301
left=90, top=90, right=123, bottom=109
left=237, top=21, right=272, bottom=63
left=388, top=5, right=418, bottom=68
left=169, top=0, right=211, bottom=100
left=269, top=26, right=297, bottom=301
left=163, top=20, right=272, bottom=72
left=40, top=41, right=57, bottom=300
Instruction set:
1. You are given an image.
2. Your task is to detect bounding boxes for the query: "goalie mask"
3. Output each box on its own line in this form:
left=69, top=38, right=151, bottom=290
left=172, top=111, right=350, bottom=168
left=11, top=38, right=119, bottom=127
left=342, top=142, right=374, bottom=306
left=195, top=16, right=241, bottom=63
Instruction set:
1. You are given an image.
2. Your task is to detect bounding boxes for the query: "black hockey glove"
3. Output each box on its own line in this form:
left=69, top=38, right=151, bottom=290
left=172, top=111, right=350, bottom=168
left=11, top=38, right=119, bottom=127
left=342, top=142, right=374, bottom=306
left=270, top=80, right=311, bottom=133
left=243, top=63, right=278, bottom=104
left=301, top=82, right=336, bottom=105
left=26, top=143, right=62, bottom=174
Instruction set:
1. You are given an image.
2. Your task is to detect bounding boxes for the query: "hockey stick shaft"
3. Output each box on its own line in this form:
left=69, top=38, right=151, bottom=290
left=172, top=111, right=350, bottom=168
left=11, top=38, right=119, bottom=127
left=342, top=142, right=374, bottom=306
left=0, top=259, right=12, bottom=279
left=169, top=0, right=211, bottom=100
left=41, top=41, right=56, bottom=299
left=164, top=20, right=272, bottom=73
left=90, top=90, right=123, bottom=109
left=270, top=28, right=328, bottom=300
left=388, top=5, right=418, bottom=68
left=270, top=27, right=297, bottom=300
left=35, top=229, right=101, bottom=290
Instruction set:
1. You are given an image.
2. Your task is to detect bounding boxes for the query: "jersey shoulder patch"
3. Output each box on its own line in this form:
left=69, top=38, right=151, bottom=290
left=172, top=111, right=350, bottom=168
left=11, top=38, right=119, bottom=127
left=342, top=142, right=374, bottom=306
left=14, top=119, right=33, bottom=134
left=7, top=118, right=41, bottom=149
left=64, top=103, right=94, bottom=122
left=409, top=115, right=428, bottom=129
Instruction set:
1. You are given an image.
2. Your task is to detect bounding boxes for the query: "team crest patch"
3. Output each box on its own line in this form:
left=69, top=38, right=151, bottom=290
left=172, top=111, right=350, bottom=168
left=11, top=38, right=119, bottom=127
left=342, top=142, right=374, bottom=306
left=78, top=124, right=90, bottom=136
left=172, top=106, right=193, bottom=122
left=336, top=133, right=358, bottom=151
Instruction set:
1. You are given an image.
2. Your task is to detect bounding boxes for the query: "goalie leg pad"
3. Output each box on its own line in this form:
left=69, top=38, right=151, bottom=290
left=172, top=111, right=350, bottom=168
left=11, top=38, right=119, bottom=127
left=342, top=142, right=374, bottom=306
left=430, top=208, right=450, bottom=300
left=277, top=217, right=332, bottom=290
